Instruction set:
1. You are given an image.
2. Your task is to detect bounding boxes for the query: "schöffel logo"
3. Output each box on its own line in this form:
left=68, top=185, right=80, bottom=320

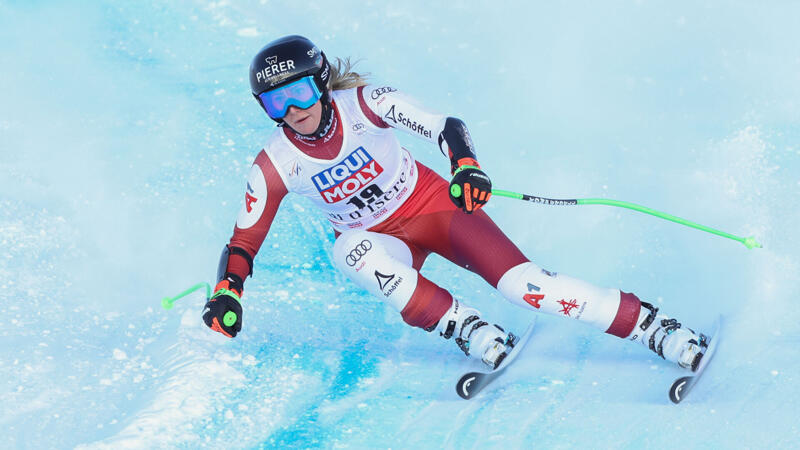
left=375, top=270, right=402, bottom=297
left=311, top=147, right=384, bottom=203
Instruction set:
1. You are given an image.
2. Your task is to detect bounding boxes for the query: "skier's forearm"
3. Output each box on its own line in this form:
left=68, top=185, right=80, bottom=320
left=218, top=150, right=288, bottom=291
left=217, top=245, right=253, bottom=291
left=438, top=117, right=478, bottom=174
left=358, top=85, right=479, bottom=172
left=222, top=210, right=280, bottom=291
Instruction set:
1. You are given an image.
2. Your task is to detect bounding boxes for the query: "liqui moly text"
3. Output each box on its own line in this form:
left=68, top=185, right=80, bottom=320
left=311, top=147, right=384, bottom=203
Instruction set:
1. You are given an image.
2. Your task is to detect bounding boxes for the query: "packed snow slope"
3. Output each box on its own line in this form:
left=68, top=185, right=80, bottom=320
left=2, top=1, right=799, bottom=448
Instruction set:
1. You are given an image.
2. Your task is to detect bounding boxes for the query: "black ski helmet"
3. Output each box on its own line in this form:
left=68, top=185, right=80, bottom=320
left=249, top=35, right=331, bottom=123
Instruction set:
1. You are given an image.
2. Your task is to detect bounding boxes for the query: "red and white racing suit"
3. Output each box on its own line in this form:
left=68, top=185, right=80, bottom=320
left=223, top=85, right=644, bottom=339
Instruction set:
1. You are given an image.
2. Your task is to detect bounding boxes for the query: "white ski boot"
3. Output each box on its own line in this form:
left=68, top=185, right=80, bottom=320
left=633, top=302, right=708, bottom=371
left=434, top=299, right=514, bottom=369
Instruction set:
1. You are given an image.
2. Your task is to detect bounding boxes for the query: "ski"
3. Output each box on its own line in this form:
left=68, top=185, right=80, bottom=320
left=669, top=316, right=722, bottom=404
left=456, top=318, right=537, bottom=400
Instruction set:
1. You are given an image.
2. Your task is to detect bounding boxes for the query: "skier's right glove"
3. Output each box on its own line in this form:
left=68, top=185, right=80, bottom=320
left=202, top=280, right=243, bottom=338
left=449, top=158, right=492, bottom=214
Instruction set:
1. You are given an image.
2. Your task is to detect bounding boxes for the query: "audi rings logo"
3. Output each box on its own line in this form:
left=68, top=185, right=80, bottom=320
left=371, top=86, right=397, bottom=99
left=345, top=240, right=372, bottom=266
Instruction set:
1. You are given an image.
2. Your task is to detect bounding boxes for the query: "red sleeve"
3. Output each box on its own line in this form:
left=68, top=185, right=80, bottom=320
left=357, top=85, right=391, bottom=128
left=225, top=150, right=288, bottom=282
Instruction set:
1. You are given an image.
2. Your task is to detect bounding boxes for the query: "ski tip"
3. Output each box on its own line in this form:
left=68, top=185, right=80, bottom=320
left=453, top=317, right=537, bottom=401
left=456, top=372, right=482, bottom=400
left=669, top=376, right=693, bottom=404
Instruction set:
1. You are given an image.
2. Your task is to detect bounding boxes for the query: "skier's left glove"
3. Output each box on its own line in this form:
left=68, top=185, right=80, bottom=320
left=448, top=158, right=492, bottom=214
left=202, top=280, right=243, bottom=338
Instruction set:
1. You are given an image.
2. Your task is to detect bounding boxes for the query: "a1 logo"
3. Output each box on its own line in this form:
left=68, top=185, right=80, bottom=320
left=523, top=282, right=543, bottom=309
left=237, top=165, right=267, bottom=229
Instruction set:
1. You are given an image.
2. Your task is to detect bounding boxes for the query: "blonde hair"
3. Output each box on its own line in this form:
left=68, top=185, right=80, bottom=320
left=328, top=57, right=369, bottom=91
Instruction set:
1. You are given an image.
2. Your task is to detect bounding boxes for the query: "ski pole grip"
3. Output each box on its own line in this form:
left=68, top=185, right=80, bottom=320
left=450, top=184, right=462, bottom=198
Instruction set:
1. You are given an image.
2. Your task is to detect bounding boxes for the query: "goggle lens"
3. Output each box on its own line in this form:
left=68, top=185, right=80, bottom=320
left=259, top=76, right=322, bottom=119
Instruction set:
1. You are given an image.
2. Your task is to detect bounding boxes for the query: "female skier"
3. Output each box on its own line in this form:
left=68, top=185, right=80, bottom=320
left=202, top=35, right=708, bottom=371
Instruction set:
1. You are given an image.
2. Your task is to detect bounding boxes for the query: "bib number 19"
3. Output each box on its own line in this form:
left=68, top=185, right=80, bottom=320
left=346, top=184, right=384, bottom=209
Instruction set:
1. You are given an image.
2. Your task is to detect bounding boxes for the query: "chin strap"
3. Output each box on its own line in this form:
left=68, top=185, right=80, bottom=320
left=313, top=97, right=334, bottom=137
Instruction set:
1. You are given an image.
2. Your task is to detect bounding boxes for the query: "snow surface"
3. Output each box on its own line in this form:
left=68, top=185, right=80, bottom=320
left=2, top=1, right=799, bottom=448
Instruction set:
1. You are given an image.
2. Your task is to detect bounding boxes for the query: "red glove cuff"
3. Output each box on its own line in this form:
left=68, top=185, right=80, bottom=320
left=214, top=280, right=242, bottom=298
left=456, top=157, right=480, bottom=168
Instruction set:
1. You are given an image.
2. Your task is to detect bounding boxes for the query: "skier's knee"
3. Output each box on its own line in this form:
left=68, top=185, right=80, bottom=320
left=332, top=230, right=374, bottom=270
left=333, top=230, right=413, bottom=270
left=497, top=261, right=629, bottom=332
left=332, top=230, right=418, bottom=312
left=496, top=261, right=551, bottom=309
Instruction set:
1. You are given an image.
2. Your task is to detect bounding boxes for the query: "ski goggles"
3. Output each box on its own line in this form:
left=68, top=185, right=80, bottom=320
left=258, top=76, right=322, bottom=119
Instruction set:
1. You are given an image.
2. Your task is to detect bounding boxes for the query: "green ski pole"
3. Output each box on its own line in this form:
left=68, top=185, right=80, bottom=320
left=161, top=282, right=212, bottom=310
left=161, top=282, right=239, bottom=328
left=487, top=189, right=762, bottom=249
